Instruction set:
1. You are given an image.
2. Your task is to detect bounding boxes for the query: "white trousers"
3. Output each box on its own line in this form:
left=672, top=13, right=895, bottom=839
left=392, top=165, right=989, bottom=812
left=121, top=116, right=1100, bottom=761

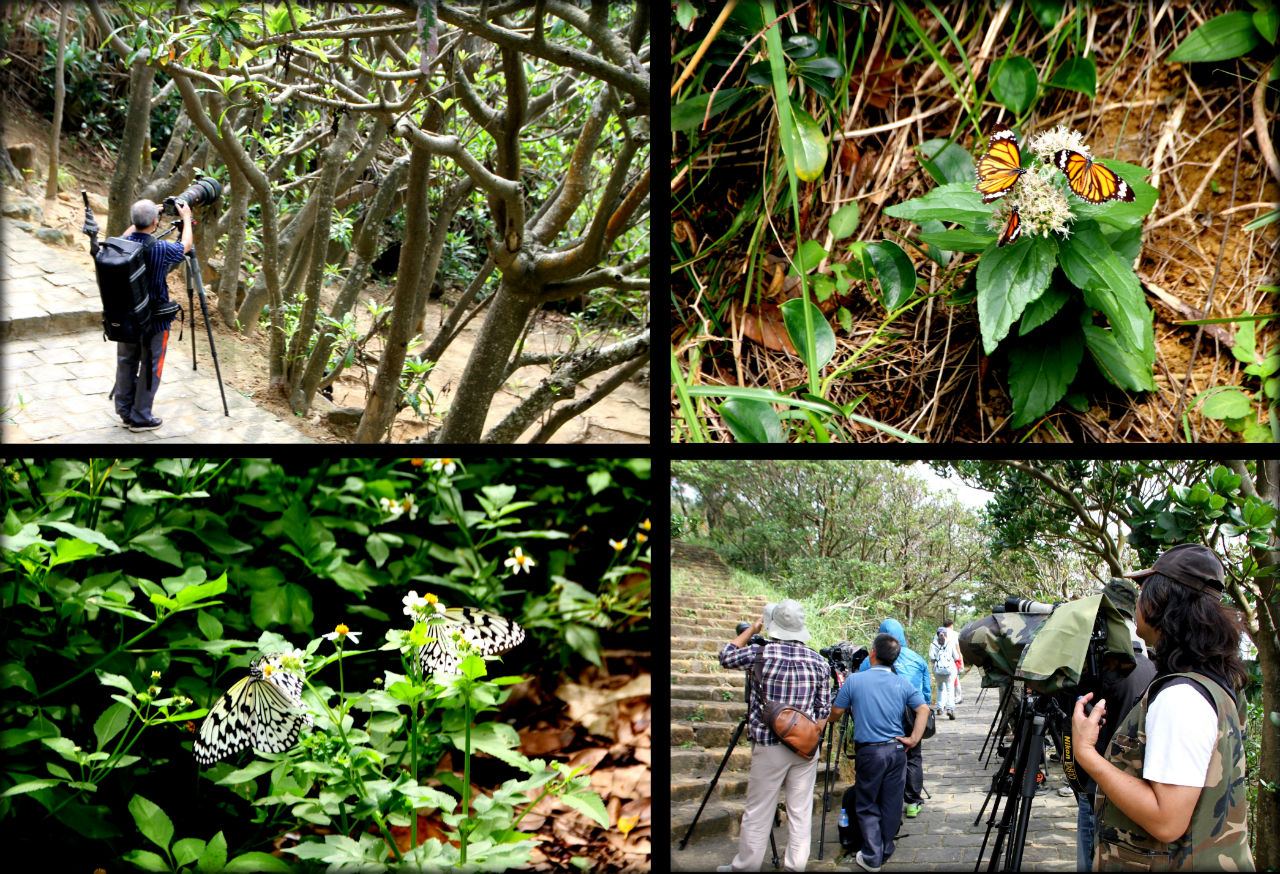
left=935, top=671, right=956, bottom=710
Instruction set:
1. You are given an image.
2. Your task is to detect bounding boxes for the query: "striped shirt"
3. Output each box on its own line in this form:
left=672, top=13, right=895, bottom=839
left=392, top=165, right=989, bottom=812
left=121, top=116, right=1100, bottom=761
left=125, top=232, right=186, bottom=332
left=720, top=640, right=832, bottom=746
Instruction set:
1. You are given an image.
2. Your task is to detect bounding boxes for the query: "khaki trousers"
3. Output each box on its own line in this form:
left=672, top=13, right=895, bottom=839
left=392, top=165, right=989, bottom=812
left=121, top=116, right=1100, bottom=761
left=729, top=741, right=821, bottom=871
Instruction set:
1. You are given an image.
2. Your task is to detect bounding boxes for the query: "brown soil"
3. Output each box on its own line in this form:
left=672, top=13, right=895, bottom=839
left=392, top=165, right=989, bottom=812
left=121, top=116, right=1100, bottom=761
left=5, top=100, right=650, bottom=443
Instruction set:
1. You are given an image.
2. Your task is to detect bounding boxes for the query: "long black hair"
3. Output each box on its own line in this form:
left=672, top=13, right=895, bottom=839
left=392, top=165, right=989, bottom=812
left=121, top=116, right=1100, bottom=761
left=1138, top=572, right=1248, bottom=691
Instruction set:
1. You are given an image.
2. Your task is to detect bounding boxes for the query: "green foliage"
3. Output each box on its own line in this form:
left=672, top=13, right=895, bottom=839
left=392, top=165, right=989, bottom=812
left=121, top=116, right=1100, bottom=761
left=0, top=458, right=649, bottom=864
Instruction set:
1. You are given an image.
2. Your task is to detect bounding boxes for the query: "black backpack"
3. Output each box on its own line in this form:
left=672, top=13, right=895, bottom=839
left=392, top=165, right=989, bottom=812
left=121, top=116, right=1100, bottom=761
left=94, top=235, right=155, bottom=344
left=839, top=785, right=863, bottom=854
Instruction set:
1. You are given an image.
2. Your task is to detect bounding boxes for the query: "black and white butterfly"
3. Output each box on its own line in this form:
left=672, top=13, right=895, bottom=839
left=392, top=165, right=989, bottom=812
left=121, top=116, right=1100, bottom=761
left=193, top=652, right=313, bottom=765
left=419, top=606, right=526, bottom=676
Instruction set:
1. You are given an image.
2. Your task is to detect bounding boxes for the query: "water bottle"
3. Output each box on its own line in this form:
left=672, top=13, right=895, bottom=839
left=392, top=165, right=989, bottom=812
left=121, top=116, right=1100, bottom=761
left=839, top=807, right=848, bottom=829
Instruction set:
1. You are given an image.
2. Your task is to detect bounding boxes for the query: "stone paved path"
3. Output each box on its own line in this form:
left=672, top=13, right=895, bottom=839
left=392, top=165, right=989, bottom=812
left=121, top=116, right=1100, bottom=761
left=671, top=542, right=1084, bottom=872
left=0, top=216, right=313, bottom=443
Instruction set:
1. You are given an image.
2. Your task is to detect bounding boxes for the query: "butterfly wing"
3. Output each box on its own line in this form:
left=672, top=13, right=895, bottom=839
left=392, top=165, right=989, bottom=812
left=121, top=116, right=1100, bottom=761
left=997, top=207, right=1021, bottom=247
left=976, top=126, right=1025, bottom=203
left=193, top=654, right=311, bottom=765
left=194, top=675, right=256, bottom=765
left=1054, top=149, right=1134, bottom=203
left=419, top=607, right=526, bottom=675
left=250, top=673, right=313, bottom=755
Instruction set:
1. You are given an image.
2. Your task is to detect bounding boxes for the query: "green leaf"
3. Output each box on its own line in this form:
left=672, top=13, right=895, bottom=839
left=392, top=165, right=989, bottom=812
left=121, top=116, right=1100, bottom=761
left=40, top=522, right=121, bottom=552
left=0, top=662, right=36, bottom=694
left=830, top=203, right=860, bottom=240
left=717, top=397, right=784, bottom=443
left=671, top=89, right=750, bottom=131
left=1058, top=222, right=1150, bottom=354
left=94, top=703, right=132, bottom=750
left=864, top=241, right=918, bottom=310
left=785, top=98, right=828, bottom=182
left=990, top=56, right=1037, bottom=114
left=1200, top=389, right=1253, bottom=420
left=129, top=794, right=174, bottom=854
left=977, top=237, right=1055, bottom=353
left=1049, top=55, right=1098, bottom=97
left=1082, top=323, right=1157, bottom=392
left=1168, top=12, right=1260, bottom=63
left=1007, top=325, right=1084, bottom=428
left=781, top=297, right=835, bottom=371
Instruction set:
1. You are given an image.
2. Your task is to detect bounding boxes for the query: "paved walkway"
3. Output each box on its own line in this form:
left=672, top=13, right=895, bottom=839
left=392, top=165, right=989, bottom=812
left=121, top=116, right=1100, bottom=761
left=0, top=216, right=312, bottom=443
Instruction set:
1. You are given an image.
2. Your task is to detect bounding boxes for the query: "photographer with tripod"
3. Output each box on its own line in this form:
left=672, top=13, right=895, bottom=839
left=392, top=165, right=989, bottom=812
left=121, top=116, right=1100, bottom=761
left=111, top=198, right=191, bottom=431
left=1072, top=544, right=1254, bottom=871
left=716, top=600, right=831, bottom=872
left=827, top=633, right=930, bottom=872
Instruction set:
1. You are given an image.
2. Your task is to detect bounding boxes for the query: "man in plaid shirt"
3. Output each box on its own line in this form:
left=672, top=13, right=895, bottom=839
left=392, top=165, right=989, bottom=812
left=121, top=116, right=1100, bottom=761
left=716, top=600, right=831, bottom=872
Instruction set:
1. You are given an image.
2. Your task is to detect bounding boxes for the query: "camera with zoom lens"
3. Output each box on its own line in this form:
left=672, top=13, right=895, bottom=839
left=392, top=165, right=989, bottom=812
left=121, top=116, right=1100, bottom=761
left=820, top=641, right=869, bottom=675
left=163, top=177, right=222, bottom=216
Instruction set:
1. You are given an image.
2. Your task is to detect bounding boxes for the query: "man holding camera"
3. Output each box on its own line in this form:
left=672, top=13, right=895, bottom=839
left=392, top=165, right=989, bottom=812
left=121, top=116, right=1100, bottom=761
left=828, top=633, right=930, bottom=872
left=113, top=199, right=192, bottom=431
left=717, top=600, right=831, bottom=872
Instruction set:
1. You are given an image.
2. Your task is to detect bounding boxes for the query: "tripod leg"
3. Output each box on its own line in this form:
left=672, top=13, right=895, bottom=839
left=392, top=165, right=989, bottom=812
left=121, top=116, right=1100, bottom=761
left=770, top=804, right=780, bottom=868
left=186, top=251, right=230, bottom=416
left=680, top=715, right=748, bottom=849
left=817, top=719, right=834, bottom=860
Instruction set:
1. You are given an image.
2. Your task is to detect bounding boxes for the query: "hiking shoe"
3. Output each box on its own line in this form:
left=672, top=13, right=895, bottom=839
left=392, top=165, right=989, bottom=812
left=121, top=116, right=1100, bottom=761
left=905, top=803, right=922, bottom=818
left=129, top=417, right=162, bottom=431
left=947, top=709, right=955, bottom=719
left=855, top=851, right=882, bottom=872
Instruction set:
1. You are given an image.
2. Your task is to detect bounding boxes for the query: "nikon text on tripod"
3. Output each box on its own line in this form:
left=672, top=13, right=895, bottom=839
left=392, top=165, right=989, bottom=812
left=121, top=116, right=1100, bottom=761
left=163, top=177, right=222, bottom=217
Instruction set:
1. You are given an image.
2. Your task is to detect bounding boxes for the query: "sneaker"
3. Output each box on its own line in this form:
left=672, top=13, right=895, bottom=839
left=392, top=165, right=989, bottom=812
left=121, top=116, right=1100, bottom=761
left=947, top=709, right=955, bottom=719
left=855, top=851, right=882, bottom=872
left=1058, top=785, right=1075, bottom=797
left=905, top=803, right=922, bottom=818
left=129, top=417, right=162, bottom=432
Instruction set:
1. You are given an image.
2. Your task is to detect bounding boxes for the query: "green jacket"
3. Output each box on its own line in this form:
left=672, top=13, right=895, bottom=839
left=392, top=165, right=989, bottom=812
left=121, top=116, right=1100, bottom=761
left=1094, top=671, right=1254, bottom=871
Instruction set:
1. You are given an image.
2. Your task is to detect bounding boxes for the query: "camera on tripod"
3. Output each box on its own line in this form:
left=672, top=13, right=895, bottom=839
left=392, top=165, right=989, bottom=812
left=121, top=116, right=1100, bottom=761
left=162, top=177, right=222, bottom=216
left=820, top=641, right=869, bottom=676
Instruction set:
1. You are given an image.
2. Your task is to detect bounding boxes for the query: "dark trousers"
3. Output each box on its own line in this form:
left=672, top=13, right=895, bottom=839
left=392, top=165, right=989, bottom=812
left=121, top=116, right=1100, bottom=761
left=114, top=329, right=169, bottom=424
left=904, top=740, right=923, bottom=805
left=854, top=741, right=907, bottom=867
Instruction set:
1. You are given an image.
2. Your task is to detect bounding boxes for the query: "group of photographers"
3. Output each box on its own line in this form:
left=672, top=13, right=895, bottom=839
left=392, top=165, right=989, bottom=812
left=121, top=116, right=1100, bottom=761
left=713, top=543, right=1254, bottom=872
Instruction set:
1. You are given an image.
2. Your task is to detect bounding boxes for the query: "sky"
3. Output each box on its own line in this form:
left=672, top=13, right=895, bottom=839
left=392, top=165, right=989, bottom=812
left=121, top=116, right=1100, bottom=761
left=910, top=462, right=993, bottom=510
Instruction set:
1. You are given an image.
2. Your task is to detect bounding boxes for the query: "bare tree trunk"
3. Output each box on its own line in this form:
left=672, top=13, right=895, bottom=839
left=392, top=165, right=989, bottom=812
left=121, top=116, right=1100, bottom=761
left=107, top=58, right=155, bottom=236
left=43, top=5, right=68, bottom=203
left=353, top=139, right=433, bottom=443
left=217, top=162, right=249, bottom=324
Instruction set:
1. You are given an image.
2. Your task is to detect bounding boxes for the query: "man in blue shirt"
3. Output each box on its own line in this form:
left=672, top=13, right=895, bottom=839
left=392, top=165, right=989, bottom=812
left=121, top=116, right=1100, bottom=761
left=828, top=633, right=929, bottom=872
left=114, top=198, right=191, bottom=431
left=858, top=618, right=931, bottom=819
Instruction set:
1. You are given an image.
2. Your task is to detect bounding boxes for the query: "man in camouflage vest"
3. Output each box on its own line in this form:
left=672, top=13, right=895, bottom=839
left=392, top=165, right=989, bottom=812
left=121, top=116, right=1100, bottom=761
left=1071, top=544, right=1254, bottom=871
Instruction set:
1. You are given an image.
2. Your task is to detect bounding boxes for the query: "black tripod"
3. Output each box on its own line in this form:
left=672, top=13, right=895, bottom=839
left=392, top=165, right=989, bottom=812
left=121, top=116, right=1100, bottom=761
left=973, top=689, right=1059, bottom=871
left=678, top=672, right=781, bottom=869
left=158, top=219, right=229, bottom=416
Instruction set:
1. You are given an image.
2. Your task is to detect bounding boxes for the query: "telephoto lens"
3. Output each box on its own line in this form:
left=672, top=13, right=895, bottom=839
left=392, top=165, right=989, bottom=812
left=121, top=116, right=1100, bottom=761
left=164, top=178, right=222, bottom=215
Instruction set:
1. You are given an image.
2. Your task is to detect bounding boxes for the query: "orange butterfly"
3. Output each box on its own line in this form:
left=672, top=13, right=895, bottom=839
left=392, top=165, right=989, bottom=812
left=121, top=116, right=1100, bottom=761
left=997, top=207, right=1021, bottom=247
left=975, top=124, right=1026, bottom=203
left=1054, top=150, right=1135, bottom=203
